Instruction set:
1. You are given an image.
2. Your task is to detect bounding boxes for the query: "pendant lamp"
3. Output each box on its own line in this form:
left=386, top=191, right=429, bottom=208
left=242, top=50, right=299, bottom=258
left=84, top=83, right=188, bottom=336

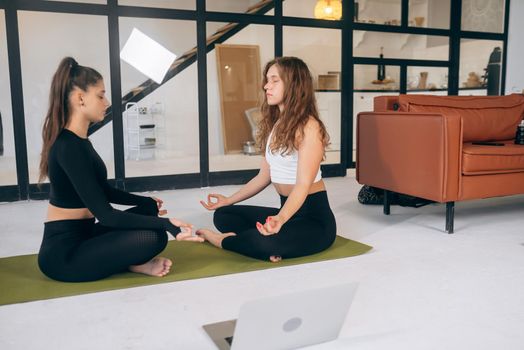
left=314, top=0, right=342, bottom=20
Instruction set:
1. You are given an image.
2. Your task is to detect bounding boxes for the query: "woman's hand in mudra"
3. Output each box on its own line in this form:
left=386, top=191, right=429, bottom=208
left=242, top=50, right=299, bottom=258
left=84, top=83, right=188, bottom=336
left=200, top=193, right=230, bottom=211
left=152, top=197, right=167, bottom=216
left=256, top=215, right=284, bottom=236
left=170, top=218, right=204, bottom=242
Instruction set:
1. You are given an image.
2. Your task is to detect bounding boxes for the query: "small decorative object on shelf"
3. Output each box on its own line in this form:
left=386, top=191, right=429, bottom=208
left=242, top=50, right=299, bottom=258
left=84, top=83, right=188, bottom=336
left=464, top=72, right=482, bottom=88
left=417, top=72, right=428, bottom=90
left=318, top=72, right=340, bottom=90
left=243, top=141, right=257, bottom=155
left=414, top=16, right=425, bottom=27
left=377, top=47, right=385, bottom=82
left=515, top=120, right=524, bottom=145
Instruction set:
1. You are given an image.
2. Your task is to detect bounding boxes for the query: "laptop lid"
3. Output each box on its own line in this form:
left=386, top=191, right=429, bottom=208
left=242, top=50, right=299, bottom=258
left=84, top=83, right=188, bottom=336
left=230, top=282, right=358, bottom=350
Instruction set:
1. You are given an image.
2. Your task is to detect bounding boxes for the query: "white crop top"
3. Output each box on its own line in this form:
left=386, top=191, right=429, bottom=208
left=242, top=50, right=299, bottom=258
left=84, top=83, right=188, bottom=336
left=265, top=130, right=322, bottom=185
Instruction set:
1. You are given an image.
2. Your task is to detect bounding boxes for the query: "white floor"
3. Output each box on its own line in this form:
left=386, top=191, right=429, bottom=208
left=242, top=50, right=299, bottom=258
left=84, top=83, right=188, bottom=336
left=1, top=172, right=523, bottom=350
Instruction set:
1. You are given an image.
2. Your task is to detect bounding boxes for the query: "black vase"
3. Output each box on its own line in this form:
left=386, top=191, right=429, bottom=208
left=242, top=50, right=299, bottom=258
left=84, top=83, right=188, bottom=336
left=377, top=47, right=385, bottom=81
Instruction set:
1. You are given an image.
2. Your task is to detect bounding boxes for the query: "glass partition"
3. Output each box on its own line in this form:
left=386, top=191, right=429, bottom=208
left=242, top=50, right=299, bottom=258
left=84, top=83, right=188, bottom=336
left=207, top=22, right=274, bottom=172
left=459, top=39, right=503, bottom=96
left=409, top=0, right=450, bottom=29
left=407, top=66, right=449, bottom=92
left=18, top=11, right=113, bottom=183
left=354, top=64, right=400, bottom=91
left=119, top=17, right=199, bottom=177
left=354, top=31, right=449, bottom=61
left=355, top=0, right=401, bottom=25
left=0, top=10, right=17, bottom=186
left=284, top=26, right=341, bottom=164
left=461, top=0, right=505, bottom=33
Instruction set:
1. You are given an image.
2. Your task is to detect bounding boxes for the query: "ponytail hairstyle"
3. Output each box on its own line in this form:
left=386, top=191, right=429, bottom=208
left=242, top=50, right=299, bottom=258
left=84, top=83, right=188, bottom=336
left=257, top=56, right=330, bottom=156
left=38, top=57, right=102, bottom=183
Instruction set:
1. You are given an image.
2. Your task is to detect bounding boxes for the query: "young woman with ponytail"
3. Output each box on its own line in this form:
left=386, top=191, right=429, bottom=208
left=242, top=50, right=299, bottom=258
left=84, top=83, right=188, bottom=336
left=37, top=57, right=203, bottom=282
left=197, top=57, right=337, bottom=262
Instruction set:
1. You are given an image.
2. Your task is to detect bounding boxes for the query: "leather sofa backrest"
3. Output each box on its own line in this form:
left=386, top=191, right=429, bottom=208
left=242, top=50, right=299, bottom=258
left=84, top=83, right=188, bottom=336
left=397, top=94, right=524, bottom=142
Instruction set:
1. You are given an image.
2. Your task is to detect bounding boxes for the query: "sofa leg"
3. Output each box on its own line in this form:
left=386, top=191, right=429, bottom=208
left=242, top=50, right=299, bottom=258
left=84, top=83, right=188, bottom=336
left=445, top=202, right=455, bottom=234
left=383, top=190, right=391, bottom=215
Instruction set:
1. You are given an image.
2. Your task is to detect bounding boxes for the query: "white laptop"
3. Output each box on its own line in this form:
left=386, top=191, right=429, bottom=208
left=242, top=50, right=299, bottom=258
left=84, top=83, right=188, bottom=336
left=203, top=283, right=358, bottom=350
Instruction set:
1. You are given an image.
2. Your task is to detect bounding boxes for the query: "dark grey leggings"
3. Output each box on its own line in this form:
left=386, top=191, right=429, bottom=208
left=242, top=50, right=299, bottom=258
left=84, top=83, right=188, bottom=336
left=38, top=205, right=168, bottom=282
left=215, top=191, right=336, bottom=261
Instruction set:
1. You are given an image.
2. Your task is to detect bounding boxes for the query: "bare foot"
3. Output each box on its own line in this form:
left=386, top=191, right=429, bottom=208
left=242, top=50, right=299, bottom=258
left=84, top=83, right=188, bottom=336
left=196, top=228, right=236, bottom=248
left=269, top=255, right=282, bottom=263
left=129, top=257, right=172, bottom=277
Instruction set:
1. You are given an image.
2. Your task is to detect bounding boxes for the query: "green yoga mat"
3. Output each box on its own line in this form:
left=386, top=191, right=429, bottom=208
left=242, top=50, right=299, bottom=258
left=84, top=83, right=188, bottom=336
left=0, top=236, right=371, bottom=306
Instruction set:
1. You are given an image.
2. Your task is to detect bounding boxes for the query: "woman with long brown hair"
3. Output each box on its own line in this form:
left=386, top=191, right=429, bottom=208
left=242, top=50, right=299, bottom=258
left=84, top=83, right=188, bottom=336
left=38, top=57, right=202, bottom=282
left=198, top=56, right=336, bottom=262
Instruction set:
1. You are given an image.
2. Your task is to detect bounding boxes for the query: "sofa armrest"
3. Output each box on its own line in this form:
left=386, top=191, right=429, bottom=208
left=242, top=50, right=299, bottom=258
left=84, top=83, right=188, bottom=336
left=374, top=96, right=400, bottom=112
left=356, top=111, right=463, bottom=202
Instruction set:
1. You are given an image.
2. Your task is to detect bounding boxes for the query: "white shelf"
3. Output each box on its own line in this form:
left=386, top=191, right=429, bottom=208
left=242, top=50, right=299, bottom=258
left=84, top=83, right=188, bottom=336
left=124, top=102, right=165, bottom=161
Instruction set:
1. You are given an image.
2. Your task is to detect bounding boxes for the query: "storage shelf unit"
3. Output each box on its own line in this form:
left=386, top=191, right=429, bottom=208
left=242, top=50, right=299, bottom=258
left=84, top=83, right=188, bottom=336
left=124, top=102, right=165, bottom=161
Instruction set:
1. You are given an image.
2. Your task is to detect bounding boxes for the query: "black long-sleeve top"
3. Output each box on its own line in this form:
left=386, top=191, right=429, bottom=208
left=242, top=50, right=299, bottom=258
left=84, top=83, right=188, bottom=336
left=48, top=128, right=180, bottom=237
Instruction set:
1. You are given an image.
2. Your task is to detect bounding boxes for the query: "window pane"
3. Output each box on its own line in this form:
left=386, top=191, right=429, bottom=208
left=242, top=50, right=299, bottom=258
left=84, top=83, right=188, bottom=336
left=284, top=26, right=341, bottom=164
left=407, top=66, right=449, bottom=92
left=118, top=0, right=195, bottom=10
left=284, top=0, right=342, bottom=20
left=355, top=0, right=401, bottom=26
left=120, top=18, right=199, bottom=177
left=409, top=0, right=450, bottom=29
left=0, top=10, right=17, bottom=186
left=354, top=64, right=400, bottom=91
left=461, top=0, right=505, bottom=33
left=354, top=31, right=449, bottom=61
left=207, top=23, right=273, bottom=172
left=207, top=0, right=274, bottom=15
left=460, top=39, right=503, bottom=95
left=18, top=11, right=113, bottom=183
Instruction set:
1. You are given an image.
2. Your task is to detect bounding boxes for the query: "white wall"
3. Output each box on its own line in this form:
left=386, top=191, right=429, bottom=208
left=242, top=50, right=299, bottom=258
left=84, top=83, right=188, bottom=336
left=505, top=0, right=524, bottom=94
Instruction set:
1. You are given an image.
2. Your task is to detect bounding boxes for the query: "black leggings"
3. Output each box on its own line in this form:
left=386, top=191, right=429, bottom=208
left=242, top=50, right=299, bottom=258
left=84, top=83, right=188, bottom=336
left=215, top=191, right=336, bottom=261
left=38, top=205, right=168, bottom=282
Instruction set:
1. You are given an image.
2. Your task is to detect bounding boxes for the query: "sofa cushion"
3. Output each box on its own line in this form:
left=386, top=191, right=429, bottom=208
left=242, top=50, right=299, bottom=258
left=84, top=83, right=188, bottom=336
left=398, top=94, right=524, bottom=142
left=462, top=142, right=524, bottom=175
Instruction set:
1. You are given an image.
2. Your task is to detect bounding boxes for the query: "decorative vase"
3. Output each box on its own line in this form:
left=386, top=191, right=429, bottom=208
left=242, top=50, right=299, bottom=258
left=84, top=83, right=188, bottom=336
left=417, top=72, right=428, bottom=90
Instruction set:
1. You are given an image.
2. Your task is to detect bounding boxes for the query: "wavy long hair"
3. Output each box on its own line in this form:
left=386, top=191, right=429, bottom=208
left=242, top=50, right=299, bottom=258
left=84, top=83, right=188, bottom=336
left=38, top=57, right=102, bottom=183
left=257, top=56, right=329, bottom=155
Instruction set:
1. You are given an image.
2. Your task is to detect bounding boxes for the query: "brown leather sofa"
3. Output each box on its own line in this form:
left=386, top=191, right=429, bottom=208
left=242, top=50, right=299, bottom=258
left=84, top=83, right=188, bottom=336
left=357, top=94, right=524, bottom=233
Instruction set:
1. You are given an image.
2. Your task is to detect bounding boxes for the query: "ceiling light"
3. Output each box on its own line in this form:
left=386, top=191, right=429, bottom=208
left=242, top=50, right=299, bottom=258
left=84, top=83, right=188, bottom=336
left=314, top=0, right=342, bottom=20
